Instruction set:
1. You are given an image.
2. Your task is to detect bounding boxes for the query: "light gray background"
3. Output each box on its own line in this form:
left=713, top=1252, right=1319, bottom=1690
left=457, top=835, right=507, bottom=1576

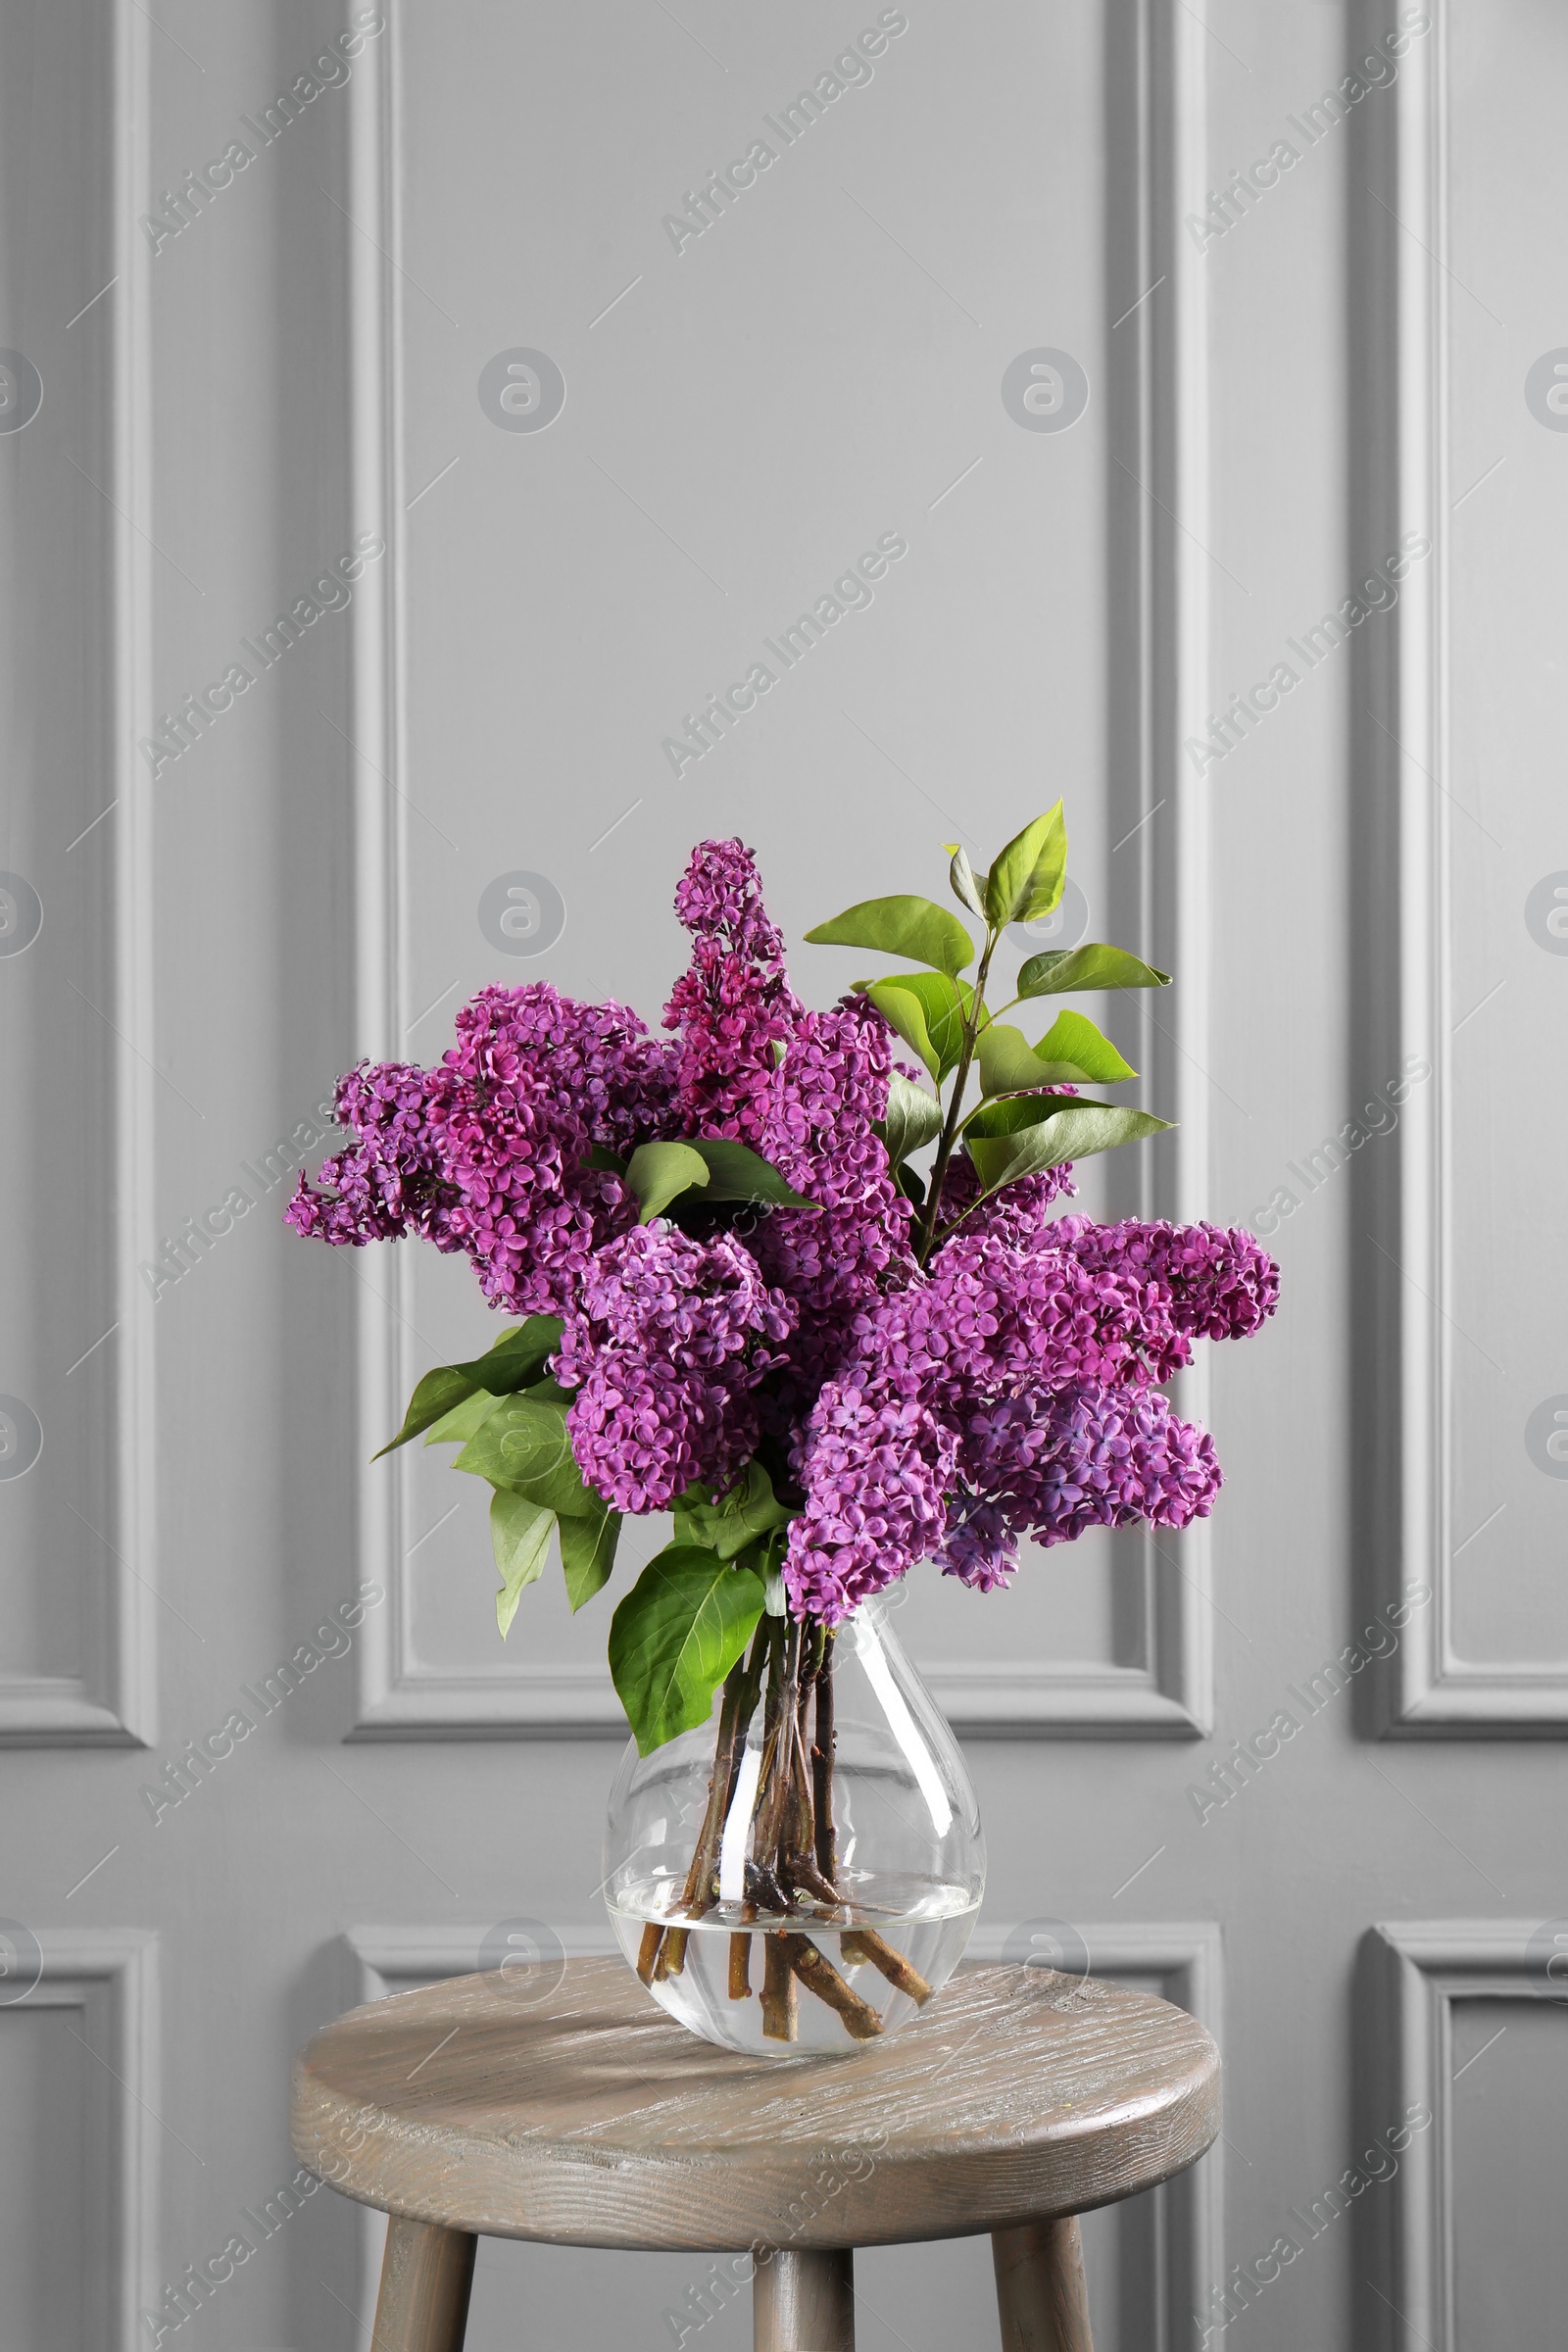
left=2, top=1, right=1565, bottom=2347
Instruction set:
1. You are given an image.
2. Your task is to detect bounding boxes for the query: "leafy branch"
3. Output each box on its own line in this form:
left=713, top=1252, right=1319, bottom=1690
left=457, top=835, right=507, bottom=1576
left=807, top=803, right=1175, bottom=1266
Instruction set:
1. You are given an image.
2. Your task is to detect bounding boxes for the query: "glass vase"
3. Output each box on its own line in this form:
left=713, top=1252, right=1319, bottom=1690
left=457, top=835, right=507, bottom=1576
left=603, top=1594, right=985, bottom=2055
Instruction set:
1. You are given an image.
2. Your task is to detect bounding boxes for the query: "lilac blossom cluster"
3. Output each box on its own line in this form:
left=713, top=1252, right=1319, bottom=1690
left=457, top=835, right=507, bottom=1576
left=287, top=984, right=675, bottom=1315
left=554, top=1227, right=796, bottom=1514
left=780, top=1206, right=1273, bottom=1617
left=288, top=840, right=1279, bottom=1625
left=663, top=836, right=798, bottom=1148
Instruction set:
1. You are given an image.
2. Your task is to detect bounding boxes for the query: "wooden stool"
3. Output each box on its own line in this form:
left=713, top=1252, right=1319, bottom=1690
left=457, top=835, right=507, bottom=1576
left=291, top=1957, right=1219, bottom=2350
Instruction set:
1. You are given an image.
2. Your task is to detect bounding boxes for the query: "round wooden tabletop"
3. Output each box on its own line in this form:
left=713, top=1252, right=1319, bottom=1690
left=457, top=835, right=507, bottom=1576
left=292, top=1957, right=1219, bottom=2253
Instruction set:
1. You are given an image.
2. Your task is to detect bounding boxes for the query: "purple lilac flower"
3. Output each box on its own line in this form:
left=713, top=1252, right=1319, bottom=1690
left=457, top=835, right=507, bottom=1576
left=1060, top=1216, right=1280, bottom=1347
left=936, top=1383, right=1221, bottom=1591
left=663, top=842, right=917, bottom=1404
left=781, top=1211, right=1266, bottom=1616
left=287, top=983, right=677, bottom=1316
left=442, top=982, right=678, bottom=1158
left=853, top=1224, right=1181, bottom=1412
left=781, top=1227, right=1181, bottom=1617
left=284, top=1062, right=461, bottom=1250
left=663, top=839, right=801, bottom=1147
left=427, top=985, right=677, bottom=1315
left=934, top=1154, right=1078, bottom=1248
left=751, top=995, right=918, bottom=1403
left=931, top=1497, right=1017, bottom=1592
left=556, top=1225, right=797, bottom=1513
left=781, top=1384, right=957, bottom=1622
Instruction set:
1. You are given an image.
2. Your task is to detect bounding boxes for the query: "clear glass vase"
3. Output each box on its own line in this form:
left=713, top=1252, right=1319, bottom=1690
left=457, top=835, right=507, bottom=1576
left=604, top=1594, right=985, bottom=2055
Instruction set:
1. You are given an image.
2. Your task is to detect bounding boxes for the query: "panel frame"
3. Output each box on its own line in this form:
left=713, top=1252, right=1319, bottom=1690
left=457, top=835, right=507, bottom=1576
left=1356, top=3, right=1567, bottom=1734
left=0, top=0, right=157, bottom=1748
left=1364, top=1921, right=1559, bottom=2350
left=8, top=1929, right=162, bottom=2349
left=345, top=0, right=1213, bottom=1740
left=344, top=1918, right=623, bottom=2008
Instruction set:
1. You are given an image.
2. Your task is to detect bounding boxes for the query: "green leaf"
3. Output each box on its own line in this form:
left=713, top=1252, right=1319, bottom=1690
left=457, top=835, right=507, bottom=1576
left=608, top=1544, right=767, bottom=1756
left=625, top=1139, right=711, bottom=1224
left=450, top=1315, right=564, bottom=1395
left=454, top=1392, right=600, bottom=1517
left=686, top=1138, right=818, bottom=1211
left=962, top=1091, right=1064, bottom=1140
left=372, top=1317, right=565, bottom=1457
left=966, top=1102, right=1174, bottom=1192
left=669, top=1485, right=711, bottom=1548
left=1032, top=1008, right=1136, bottom=1084
left=859, top=971, right=975, bottom=1081
left=985, top=804, right=1067, bottom=927
left=560, top=1506, right=622, bottom=1612
left=374, top=1365, right=481, bottom=1459
left=977, top=1010, right=1137, bottom=1095
left=965, top=1090, right=1112, bottom=1139
left=491, top=1492, right=557, bottom=1638
left=422, top=1389, right=506, bottom=1447
left=730, top=1530, right=788, bottom=1587
left=976, top=1023, right=1057, bottom=1099
left=585, top=1144, right=627, bottom=1174
left=873, top=1072, right=945, bottom=1167
left=804, top=894, right=974, bottom=976
left=860, top=981, right=940, bottom=1081
left=1016, top=942, right=1173, bottom=998
left=673, top=1459, right=795, bottom=1561
left=945, top=845, right=987, bottom=920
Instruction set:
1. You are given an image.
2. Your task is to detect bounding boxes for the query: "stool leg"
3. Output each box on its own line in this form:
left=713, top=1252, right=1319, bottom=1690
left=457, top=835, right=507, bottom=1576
left=992, top=2216, right=1094, bottom=2352
left=753, top=2246, right=856, bottom=2350
left=371, top=2215, right=476, bottom=2352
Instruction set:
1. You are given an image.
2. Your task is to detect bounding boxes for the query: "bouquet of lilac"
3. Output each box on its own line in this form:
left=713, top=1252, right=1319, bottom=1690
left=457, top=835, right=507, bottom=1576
left=290, top=808, right=1277, bottom=2034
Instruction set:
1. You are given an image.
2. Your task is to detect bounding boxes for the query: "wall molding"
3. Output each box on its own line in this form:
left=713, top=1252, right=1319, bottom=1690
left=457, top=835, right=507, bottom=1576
left=1358, top=10, right=1565, bottom=1733
left=929, top=1596, right=1207, bottom=1739
left=344, top=1918, right=622, bottom=2009
left=12, top=1930, right=161, bottom=2348
left=0, top=0, right=156, bottom=1746
left=1141, top=0, right=1213, bottom=1740
left=348, top=4, right=1211, bottom=1739
left=1364, top=1922, right=1557, bottom=2349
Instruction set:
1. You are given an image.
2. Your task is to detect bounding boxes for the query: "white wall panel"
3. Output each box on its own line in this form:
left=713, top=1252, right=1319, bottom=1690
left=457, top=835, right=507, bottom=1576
left=0, top=1932, right=160, bottom=2349
left=1361, top=0, right=1568, bottom=1730
left=0, top=0, right=155, bottom=1745
left=343, top=0, right=1217, bottom=1743
left=1367, top=1922, right=1567, bottom=2349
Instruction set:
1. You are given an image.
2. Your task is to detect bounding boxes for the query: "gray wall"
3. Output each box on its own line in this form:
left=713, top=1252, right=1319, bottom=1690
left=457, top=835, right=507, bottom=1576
left=3, top=1, right=1565, bottom=2346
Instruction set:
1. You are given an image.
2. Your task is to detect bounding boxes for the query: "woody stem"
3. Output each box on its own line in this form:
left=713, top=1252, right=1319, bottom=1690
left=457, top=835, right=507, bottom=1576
left=915, top=928, right=999, bottom=1263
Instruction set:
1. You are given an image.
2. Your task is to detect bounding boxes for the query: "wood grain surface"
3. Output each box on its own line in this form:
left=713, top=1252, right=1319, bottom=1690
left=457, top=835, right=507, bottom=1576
left=753, top=2248, right=857, bottom=2351
left=993, top=2216, right=1095, bottom=2351
left=291, top=1959, right=1219, bottom=2252
left=369, top=2217, right=475, bottom=2352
